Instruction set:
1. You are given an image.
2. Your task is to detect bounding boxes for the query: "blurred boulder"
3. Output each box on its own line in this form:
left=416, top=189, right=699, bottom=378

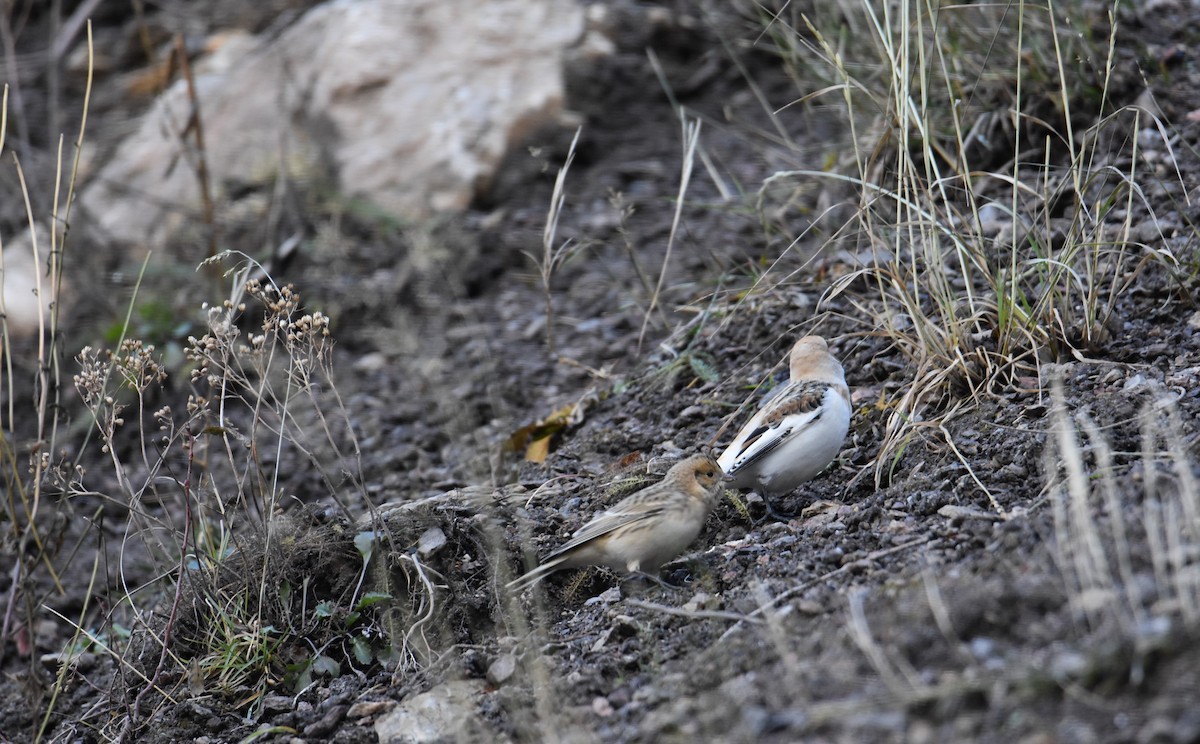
left=79, top=0, right=585, bottom=249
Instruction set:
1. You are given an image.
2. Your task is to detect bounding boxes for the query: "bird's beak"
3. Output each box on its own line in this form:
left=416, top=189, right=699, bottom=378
left=721, top=472, right=734, bottom=483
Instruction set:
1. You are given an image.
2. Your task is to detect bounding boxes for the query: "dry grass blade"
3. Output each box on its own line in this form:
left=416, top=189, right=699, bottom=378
left=0, top=82, right=9, bottom=421
left=761, top=0, right=1192, bottom=491
left=525, top=126, right=581, bottom=357
left=0, top=27, right=95, bottom=721
left=637, top=114, right=700, bottom=351
left=1046, top=379, right=1200, bottom=637
left=846, top=590, right=920, bottom=699
left=1047, top=380, right=1119, bottom=630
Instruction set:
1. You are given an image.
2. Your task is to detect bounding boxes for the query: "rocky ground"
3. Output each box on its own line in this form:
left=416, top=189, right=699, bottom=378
left=3, top=1, right=1200, bottom=743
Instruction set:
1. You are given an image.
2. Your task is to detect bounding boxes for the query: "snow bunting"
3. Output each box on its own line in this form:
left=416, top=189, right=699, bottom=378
left=508, top=454, right=728, bottom=591
left=717, top=335, right=851, bottom=519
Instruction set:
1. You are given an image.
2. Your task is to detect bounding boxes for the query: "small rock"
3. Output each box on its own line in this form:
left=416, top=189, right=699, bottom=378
left=766, top=534, right=798, bottom=549
left=937, top=504, right=1004, bottom=523
left=968, top=636, right=997, bottom=660
left=794, top=599, right=824, bottom=615
left=609, top=614, right=640, bottom=640
left=591, top=696, right=614, bottom=717
left=353, top=351, right=388, bottom=373
left=303, top=704, right=348, bottom=738
left=1137, top=127, right=1162, bottom=150
left=374, top=680, right=486, bottom=744
left=261, top=694, right=293, bottom=713
left=583, top=586, right=622, bottom=605
left=818, top=546, right=844, bottom=565
left=590, top=626, right=615, bottom=653
left=486, top=654, right=517, bottom=686
left=1124, top=373, right=1151, bottom=391
left=1050, top=650, right=1088, bottom=681
left=908, top=719, right=936, bottom=744
left=39, top=651, right=96, bottom=673
left=417, top=526, right=448, bottom=558
left=682, top=592, right=716, bottom=613
left=607, top=686, right=632, bottom=708
left=676, top=404, right=705, bottom=421
left=347, top=700, right=393, bottom=718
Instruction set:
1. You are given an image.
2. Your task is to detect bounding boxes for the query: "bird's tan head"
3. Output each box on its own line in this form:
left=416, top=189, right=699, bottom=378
left=669, top=454, right=727, bottom=495
left=788, top=335, right=845, bottom=383
left=790, top=335, right=829, bottom=358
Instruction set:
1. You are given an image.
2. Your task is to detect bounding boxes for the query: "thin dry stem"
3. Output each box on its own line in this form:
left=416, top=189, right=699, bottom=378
left=638, top=114, right=700, bottom=351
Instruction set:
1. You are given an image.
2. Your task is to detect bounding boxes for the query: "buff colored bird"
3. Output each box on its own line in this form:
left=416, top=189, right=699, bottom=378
left=717, top=335, right=851, bottom=519
left=509, top=454, right=727, bottom=590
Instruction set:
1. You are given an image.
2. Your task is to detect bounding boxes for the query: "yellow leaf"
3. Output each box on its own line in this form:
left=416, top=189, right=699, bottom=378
left=525, top=435, right=552, bottom=464
left=505, top=390, right=599, bottom=464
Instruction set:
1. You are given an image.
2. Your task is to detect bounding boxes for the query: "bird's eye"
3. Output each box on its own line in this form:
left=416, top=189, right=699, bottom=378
left=704, top=470, right=715, bottom=478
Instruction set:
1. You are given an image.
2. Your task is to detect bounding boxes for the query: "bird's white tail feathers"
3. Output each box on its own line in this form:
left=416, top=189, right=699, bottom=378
left=507, top=554, right=572, bottom=592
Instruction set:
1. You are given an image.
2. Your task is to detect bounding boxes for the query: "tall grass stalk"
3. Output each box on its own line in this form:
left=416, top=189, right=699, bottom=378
left=760, top=0, right=1186, bottom=490
left=526, top=127, right=581, bottom=357
left=0, top=22, right=94, bottom=742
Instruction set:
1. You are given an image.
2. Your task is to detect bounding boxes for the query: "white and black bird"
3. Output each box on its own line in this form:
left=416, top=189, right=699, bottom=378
left=717, top=336, right=851, bottom=519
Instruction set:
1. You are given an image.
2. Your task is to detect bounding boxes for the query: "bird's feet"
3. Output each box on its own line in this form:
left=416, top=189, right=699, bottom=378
left=747, top=493, right=795, bottom=524
left=623, top=571, right=686, bottom=591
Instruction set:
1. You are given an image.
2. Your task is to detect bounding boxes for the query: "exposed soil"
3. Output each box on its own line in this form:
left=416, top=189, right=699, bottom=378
left=3, top=1, right=1200, bottom=743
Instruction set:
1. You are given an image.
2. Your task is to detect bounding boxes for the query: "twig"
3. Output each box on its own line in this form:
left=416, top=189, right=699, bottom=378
left=173, top=34, right=220, bottom=272
left=128, top=431, right=197, bottom=737
left=626, top=598, right=762, bottom=625
left=0, top=3, right=35, bottom=195
left=50, top=0, right=105, bottom=61
left=637, top=112, right=700, bottom=352
left=527, top=127, right=581, bottom=357
left=0, top=559, right=18, bottom=666
left=37, top=546, right=103, bottom=740
left=718, top=536, right=931, bottom=642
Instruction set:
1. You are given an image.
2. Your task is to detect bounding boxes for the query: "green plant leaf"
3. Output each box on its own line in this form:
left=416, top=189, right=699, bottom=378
left=312, top=654, right=340, bottom=679
left=354, top=592, right=392, bottom=612
left=286, top=660, right=313, bottom=692
left=687, top=354, right=720, bottom=383
left=351, top=636, right=374, bottom=666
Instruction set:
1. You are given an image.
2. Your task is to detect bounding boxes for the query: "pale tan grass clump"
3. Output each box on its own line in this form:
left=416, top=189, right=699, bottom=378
left=743, top=1, right=1190, bottom=493
left=57, top=273, right=415, bottom=737
left=0, top=24, right=94, bottom=743
left=1047, top=381, right=1200, bottom=636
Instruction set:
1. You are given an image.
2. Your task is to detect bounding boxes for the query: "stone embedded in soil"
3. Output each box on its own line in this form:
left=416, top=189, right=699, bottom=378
left=261, top=693, right=293, bottom=713
left=592, top=696, right=615, bottom=717
left=374, top=679, right=487, bottom=744
left=417, top=526, right=448, bottom=557
left=347, top=700, right=394, bottom=719
left=682, top=592, right=717, bottom=612
left=78, top=0, right=585, bottom=248
left=39, top=650, right=97, bottom=673
left=303, top=703, right=348, bottom=738
left=486, top=654, right=518, bottom=686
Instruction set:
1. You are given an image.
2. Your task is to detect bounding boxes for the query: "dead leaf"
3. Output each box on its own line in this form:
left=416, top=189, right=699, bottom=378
left=505, top=388, right=599, bottom=463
